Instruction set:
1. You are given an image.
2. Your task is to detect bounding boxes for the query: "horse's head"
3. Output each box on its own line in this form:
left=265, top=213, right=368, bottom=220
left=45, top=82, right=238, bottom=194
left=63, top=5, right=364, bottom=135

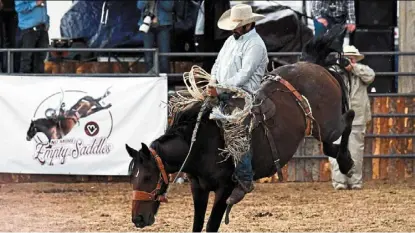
left=26, top=119, right=38, bottom=141
left=126, top=143, right=169, bottom=228
left=126, top=101, right=208, bottom=228
left=26, top=118, right=58, bottom=141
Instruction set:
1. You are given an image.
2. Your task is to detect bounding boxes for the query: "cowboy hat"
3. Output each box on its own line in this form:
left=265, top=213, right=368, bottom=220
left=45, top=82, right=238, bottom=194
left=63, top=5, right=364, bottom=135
left=217, top=4, right=265, bottom=31
left=343, top=45, right=365, bottom=61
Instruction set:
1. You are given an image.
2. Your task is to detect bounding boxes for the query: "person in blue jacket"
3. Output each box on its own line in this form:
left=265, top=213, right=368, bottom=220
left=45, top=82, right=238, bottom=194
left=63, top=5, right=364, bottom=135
left=15, top=0, right=49, bottom=73
left=137, top=0, right=174, bottom=74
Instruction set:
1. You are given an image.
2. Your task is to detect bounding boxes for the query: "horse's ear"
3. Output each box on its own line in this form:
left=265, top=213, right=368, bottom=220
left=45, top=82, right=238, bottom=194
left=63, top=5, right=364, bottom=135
left=140, top=143, right=151, bottom=161
left=125, top=144, right=137, bottom=158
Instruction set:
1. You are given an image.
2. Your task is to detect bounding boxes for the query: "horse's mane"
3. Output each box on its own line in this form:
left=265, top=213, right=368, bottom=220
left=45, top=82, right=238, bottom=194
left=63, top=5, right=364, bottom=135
left=300, top=24, right=346, bottom=67
left=35, top=117, right=57, bottom=128
left=156, top=101, right=209, bottom=145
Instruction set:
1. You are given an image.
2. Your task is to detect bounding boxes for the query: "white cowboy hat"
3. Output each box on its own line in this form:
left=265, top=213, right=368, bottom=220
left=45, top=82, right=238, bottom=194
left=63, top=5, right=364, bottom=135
left=217, top=4, right=265, bottom=31
left=343, top=45, right=365, bottom=61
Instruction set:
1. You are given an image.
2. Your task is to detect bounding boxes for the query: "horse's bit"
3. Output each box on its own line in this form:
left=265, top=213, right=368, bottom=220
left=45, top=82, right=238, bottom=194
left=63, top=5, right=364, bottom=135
left=131, top=148, right=170, bottom=203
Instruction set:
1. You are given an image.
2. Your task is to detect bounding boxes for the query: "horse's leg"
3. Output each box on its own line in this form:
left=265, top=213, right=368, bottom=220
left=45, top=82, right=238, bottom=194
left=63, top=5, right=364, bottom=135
left=45, top=127, right=59, bottom=148
left=95, top=89, right=111, bottom=102
left=335, top=109, right=356, bottom=177
left=206, top=186, right=233, bottom=232
left=190, top=177, right=209, bottom=232
left=85, top=104, right=112, bottom=116
left=322, top=109, right=355, bottom=177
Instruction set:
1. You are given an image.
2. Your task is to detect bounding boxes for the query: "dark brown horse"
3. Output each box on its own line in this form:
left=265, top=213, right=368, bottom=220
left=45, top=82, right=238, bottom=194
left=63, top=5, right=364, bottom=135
left=126, top=25, right=355, bottom=231
left=26, top=89, right=112, bottom=143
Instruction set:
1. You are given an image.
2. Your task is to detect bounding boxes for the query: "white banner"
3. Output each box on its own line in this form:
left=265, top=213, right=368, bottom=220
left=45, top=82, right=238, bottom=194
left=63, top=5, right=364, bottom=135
left=0, top=75, right=168, bottom=175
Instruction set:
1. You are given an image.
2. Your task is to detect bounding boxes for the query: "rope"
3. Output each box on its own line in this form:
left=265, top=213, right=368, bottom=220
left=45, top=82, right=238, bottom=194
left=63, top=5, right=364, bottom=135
left=166, top=65, right=254, bottom=189
left=180, top=65, right=211, bottom=100
left=180, top=65, right=254, bottom=124
left=170, top=98, right=209, bottom=185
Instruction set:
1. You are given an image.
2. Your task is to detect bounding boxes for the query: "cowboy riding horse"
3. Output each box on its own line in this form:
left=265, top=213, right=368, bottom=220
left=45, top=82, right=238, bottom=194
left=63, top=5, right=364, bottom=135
left=26, top=88, right=112, bottom=144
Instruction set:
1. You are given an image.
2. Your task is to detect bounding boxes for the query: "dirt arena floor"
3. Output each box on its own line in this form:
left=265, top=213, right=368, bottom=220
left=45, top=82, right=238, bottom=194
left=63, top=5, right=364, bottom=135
left=1, top=179, right=414, bottom=232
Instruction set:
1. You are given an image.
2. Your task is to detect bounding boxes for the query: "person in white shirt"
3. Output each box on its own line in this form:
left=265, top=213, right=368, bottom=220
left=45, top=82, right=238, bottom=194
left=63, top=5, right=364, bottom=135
left=207, top=4, right=268, bottom=205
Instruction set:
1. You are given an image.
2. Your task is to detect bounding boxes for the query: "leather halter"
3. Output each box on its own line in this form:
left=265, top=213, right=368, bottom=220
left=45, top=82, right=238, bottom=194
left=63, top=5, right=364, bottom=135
left=132, top=148, right=170, bottom=203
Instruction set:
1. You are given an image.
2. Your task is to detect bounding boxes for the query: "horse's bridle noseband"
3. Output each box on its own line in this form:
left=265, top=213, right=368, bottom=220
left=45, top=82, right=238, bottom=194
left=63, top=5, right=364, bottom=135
left=132, top=148, right=170, bottom=203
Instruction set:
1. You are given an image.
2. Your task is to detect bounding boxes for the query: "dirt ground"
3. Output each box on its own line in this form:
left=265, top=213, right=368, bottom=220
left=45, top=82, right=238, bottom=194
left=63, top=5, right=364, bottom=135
left=1, top=179, right=414, bottom=232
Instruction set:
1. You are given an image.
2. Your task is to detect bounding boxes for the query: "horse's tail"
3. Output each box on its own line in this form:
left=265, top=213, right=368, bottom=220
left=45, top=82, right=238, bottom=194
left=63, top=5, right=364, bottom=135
left=300, top=24, right=346, bottom=67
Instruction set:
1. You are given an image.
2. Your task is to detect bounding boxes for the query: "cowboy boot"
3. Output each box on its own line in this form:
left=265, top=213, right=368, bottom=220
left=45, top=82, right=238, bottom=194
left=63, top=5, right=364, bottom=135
left=226, top=178, right=254, bottom=205
left=226, top=152, right=254, bottom=205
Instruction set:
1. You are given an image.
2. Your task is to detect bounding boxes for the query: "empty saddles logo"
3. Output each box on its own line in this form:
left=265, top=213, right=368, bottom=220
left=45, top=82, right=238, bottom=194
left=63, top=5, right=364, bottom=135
left=85, top=121, right=99, bottom=136
left=26, top=87, right=114, bottom=166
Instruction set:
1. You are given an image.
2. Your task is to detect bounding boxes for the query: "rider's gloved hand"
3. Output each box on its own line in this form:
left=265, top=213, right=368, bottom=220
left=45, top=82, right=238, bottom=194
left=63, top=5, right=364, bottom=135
left=207, top=78, right=218, bottom=97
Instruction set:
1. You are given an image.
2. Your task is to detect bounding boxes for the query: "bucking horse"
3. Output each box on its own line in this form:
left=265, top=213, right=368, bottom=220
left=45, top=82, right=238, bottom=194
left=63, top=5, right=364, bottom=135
left=125, top=25, right=355, bottom=231
left=26, top=88, right=112, bottom=143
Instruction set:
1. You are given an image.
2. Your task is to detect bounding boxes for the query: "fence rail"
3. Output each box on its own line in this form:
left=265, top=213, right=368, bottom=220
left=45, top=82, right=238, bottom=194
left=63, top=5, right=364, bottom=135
left=2, top=48, right=415, bottom=77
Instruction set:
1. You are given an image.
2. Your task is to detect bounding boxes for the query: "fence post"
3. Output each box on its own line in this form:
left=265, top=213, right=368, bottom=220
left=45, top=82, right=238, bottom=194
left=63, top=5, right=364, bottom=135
left=153, top=48, right=160, bottom=76
left=6, top=50, right=12, bottom=74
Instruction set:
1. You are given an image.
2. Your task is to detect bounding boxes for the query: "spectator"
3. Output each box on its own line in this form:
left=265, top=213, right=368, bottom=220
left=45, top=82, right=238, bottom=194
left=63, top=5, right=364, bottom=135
left=137, top=0, right=174, bottom=74
left=15, top=0, right=49, bottom=73
left=329, top=45, right=375, bottom=190
left=194, top=0, right=231, bottom=72
left=0, top=0, right=17, bottom=73
left=311, top=0, right=356, bottom=47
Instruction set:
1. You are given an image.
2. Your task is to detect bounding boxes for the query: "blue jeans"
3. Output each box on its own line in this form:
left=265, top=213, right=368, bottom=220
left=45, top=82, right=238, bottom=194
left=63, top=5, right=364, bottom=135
left=234, top=149, right=254, bottom=181
left=313, top=14, right=347, bottom=51
left=313, top=18, right=328, bottom=37
left=142, top=25, right=171, bottom=74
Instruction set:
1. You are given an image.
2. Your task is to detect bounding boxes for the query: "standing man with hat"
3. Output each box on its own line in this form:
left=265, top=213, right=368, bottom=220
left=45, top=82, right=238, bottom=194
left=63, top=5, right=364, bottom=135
left=329, top=45, right=375, bottom=190
left=206, top=3, right=268, bottom=205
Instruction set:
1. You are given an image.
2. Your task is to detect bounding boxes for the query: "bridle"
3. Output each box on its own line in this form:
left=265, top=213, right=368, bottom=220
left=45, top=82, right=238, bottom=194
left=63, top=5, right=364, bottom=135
left=132, top=148, right=170, bottom=203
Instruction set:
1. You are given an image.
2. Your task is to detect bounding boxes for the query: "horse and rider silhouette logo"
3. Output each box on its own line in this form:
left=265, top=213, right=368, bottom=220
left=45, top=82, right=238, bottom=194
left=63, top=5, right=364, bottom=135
left=26, top=87, right=114, bottom=166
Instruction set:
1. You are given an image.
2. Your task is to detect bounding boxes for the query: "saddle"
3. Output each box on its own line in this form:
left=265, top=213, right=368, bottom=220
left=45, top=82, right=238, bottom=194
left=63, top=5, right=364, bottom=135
left=214, top=74, right=315, bottom=182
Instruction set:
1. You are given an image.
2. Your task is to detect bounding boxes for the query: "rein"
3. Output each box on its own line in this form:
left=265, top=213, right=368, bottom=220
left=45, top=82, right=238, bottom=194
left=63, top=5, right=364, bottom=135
left=169, top=97, right=210, bottom=184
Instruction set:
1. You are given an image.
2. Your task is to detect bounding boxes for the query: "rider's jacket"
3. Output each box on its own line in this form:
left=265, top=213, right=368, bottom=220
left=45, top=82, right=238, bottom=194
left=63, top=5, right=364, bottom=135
left=211, top=28, right=268, bottom=94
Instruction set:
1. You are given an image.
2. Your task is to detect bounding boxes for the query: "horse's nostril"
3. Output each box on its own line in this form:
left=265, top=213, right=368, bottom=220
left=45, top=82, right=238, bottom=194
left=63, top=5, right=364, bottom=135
left=133, top=215, right=143, bottom=223
left=137, top=215, right=143, bottom=222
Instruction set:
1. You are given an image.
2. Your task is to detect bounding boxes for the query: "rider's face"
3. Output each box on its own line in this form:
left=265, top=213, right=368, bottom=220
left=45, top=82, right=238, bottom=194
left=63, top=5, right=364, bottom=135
left=232, top=23, right=253, bottom=39
left=232, top=24, right=252, bottom=35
